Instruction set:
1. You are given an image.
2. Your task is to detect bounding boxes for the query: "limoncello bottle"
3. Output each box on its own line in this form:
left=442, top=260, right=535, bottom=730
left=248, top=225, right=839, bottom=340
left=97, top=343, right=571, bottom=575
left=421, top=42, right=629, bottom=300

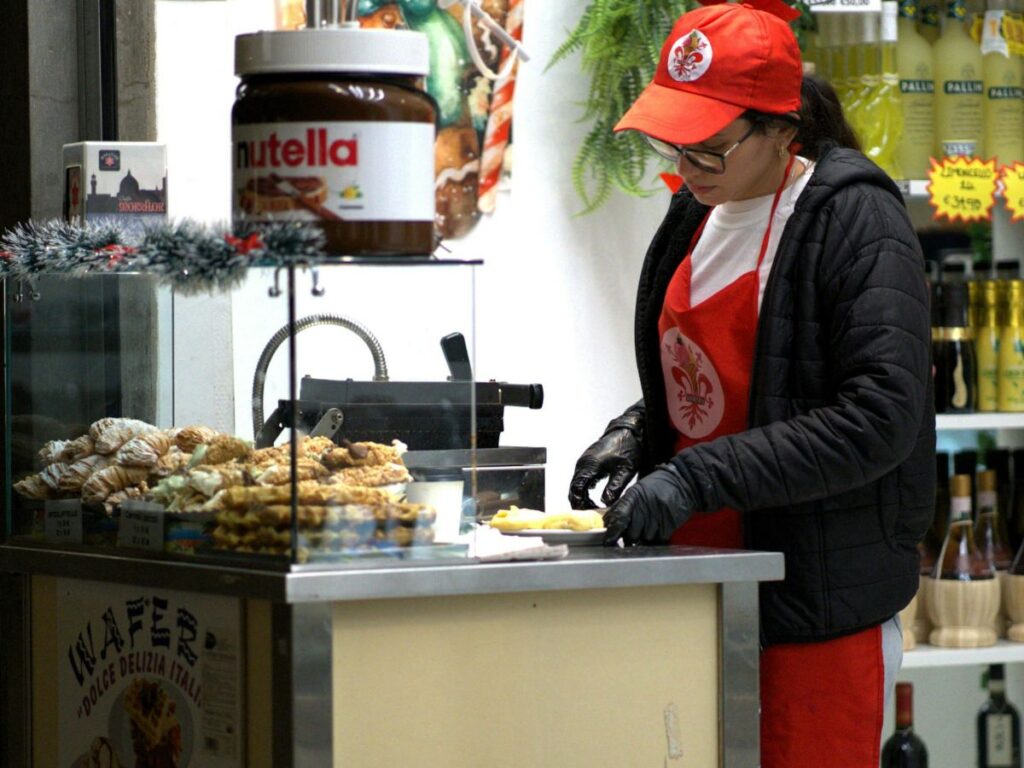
left=850, top=12, right=882, bottom=137
left=862, top=2, right=905, bottom=178
left=934, top=0, right=985, bottom=157
left=920, top=0, right=943, bottom=41
left=897, top=0, right=937, bottom=178
left=983, top=0, right=1024, bottom=165
left=842, top=13, right=866, bottom=116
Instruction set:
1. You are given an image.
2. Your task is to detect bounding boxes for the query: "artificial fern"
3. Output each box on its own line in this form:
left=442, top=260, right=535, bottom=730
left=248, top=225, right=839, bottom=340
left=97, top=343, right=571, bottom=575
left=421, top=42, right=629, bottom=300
left=550, top=0, right=815, bottom=214
left=550, top=0, right=690, bottom=214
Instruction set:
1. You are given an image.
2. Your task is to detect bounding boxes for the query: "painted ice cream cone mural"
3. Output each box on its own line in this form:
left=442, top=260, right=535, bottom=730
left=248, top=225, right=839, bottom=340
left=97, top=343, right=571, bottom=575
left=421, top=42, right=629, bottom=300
left=275, top=0, right=523, bottom=240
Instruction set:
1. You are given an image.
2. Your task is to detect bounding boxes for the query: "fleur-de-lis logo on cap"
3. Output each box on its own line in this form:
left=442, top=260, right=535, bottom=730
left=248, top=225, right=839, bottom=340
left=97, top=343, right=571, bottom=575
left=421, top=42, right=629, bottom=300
left=667, top=29, right=713, bottom=83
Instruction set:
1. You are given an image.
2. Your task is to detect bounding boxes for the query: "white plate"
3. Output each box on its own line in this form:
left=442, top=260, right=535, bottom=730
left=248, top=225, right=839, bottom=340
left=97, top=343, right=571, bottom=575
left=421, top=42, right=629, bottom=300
left=505, top=528, right=607, bottom=545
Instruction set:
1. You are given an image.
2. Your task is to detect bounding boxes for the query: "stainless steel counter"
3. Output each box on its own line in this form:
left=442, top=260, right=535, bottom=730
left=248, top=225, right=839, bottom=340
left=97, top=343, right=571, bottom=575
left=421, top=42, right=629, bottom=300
left=0, top=542, right=783, bottom=603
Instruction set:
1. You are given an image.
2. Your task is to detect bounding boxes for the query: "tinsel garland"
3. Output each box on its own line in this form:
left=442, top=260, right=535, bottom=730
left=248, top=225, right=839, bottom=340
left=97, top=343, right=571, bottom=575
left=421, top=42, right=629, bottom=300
left=0, top=219, right=328, bottom=295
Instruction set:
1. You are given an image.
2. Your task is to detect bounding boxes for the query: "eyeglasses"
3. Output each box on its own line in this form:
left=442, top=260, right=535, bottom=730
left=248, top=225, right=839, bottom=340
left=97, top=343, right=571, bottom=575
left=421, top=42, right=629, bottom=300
left=644, top=123, right=759, bottom=174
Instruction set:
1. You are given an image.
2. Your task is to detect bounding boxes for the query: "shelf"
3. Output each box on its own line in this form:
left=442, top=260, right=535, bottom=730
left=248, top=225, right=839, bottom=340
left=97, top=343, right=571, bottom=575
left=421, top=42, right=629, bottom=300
left=903, top=639, right=1024, bottom=669
left=936, top=413, right=1024, bottom=431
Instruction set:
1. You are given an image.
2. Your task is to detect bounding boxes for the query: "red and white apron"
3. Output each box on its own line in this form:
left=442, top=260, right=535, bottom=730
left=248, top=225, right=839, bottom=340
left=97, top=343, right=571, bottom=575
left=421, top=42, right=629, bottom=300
left=658, top=158, right=884, bottom=767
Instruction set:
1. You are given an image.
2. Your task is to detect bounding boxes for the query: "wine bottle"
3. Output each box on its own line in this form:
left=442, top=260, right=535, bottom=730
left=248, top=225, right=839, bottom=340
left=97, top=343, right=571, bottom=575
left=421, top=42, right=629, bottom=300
left=989, top=447, right=1013, bottom=533
left=1000, top=280, right=1024, bottom=411
left=934, top=0, right=985, bottom=157
left=978, top=664, right=1022, bottom=768
left=936, top=474, right=995, bottom=580
left=978, top=469, right=1015, bottom=569
left=982, top=0, right=1024, bottom=167
left=897, top=0, right=937, bottom=179
left=1011, top=448, right=1024, bottom=555
left=882, top=682, right=930, bottom=767
left=979, top=280, right=1003, bottom=411
left=935, top=282, right=978, bottom=412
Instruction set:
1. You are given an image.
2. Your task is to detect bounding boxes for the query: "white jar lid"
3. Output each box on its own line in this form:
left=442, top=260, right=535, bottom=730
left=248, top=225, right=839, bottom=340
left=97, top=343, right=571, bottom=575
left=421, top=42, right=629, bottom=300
left=235, top=27, right=429, bottom=77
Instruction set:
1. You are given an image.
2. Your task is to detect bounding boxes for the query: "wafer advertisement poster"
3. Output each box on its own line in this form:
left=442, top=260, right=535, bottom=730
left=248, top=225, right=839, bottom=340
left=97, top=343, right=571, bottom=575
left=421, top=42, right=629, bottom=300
left=57, top=579, right=243, bottom=768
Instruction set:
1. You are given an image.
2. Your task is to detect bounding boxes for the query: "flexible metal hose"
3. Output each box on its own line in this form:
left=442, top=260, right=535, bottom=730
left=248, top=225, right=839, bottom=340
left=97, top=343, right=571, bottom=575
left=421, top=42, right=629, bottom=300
left=251, top=313, right=389, bottom=439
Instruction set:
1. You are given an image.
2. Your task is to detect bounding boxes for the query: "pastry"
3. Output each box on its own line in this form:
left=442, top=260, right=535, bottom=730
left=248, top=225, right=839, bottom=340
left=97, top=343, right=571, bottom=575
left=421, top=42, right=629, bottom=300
left=257, top=459, right=329, bottom=486
left=122, top=677, right=182, bottom=766
left=328, top=462, right=411, bottom=488
left=38, top=462, right=72, bottom=492
left=151, top=448, right=191, bottom=478
left=173, top=425, right=218, bottom=453
left=93, top=419, right=159, bottom=454
left=218, top=481, right=393, bottom=509
left=13, top=473, right=51, bottom=500
left=197, top=434, right=253, bottom=466
left=81, top=465, right=150, bottom=504
left=115, top=431, right=172, bottom=467
left=60, top=434, right=96, bottom=463
left=57, top=454, right=111, bottom=493
left=321, top=439, right=406, bottom=469
left=37, top=439, right=69, bottom=466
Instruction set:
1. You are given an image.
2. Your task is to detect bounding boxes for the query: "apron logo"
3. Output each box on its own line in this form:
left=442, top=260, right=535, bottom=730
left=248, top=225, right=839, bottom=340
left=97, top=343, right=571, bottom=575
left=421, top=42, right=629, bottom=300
left=661, top=329, right=724, bottom=438
left=667, top=30, right=713, bottom=83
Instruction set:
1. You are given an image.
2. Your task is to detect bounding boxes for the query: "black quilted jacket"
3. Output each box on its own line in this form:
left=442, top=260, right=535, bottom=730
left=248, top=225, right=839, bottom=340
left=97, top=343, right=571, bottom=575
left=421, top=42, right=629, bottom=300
left=634, top=148, right=936, bottom=646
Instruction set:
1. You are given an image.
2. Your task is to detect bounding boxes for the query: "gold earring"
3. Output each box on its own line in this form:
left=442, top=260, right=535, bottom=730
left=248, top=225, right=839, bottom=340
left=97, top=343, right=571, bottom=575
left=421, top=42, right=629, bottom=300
left=778, top=144, right=788, bottom=159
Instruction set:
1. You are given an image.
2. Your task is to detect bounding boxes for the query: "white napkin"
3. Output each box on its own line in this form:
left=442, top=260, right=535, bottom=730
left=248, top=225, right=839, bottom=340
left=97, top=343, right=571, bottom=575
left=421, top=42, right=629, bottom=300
left=463, top=524, right=569, bottom=562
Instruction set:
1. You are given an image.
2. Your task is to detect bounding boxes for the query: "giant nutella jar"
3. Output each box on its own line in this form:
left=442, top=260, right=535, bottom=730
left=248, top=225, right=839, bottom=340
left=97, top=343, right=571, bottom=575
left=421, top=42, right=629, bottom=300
left=233, top=27, right=436, bottom=256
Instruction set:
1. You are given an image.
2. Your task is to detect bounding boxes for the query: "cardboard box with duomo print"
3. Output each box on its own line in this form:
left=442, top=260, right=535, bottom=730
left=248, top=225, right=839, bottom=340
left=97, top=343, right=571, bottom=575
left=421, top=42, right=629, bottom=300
left=62, top=142, right=168, bottom=235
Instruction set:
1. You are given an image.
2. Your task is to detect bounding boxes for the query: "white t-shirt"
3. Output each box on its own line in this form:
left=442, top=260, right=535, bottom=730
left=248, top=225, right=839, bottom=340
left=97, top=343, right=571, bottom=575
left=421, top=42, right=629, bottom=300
left=689, top=159, right=815, bottom=311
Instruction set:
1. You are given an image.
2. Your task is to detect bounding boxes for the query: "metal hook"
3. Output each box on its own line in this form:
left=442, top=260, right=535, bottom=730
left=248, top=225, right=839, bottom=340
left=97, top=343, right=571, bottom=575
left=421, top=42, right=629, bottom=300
left=311, top=268, right=326, bottom=297
left=268, top=267, right=284, bottom=298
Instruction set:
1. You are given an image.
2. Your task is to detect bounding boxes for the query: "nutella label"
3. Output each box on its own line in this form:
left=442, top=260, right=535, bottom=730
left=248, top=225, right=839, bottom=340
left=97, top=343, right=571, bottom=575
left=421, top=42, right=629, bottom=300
left=232, top=121, right=434, bottom=223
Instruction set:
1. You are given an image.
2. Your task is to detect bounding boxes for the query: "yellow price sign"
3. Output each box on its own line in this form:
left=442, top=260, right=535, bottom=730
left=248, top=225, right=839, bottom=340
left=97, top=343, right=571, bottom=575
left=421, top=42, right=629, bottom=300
left=1001, top=163, right=1024, bottom=223
left=927, top=156, right=998, bottom=223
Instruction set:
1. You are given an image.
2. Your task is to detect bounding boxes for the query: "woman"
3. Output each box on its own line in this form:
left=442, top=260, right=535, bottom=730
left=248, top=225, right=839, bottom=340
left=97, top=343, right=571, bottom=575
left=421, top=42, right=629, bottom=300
left=568, top=3, right=934, bottom=766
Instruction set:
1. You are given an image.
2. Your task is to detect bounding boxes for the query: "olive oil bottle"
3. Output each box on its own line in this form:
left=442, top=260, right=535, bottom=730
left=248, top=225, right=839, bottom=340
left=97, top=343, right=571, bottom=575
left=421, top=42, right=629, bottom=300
left=978, top=279, right=1002, bottom=411
left=1000, top=280, right=1024, bottom=411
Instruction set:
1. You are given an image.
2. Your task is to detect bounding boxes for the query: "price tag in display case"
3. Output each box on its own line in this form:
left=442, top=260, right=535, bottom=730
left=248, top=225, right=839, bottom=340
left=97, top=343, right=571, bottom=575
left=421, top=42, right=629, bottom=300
left=1001, top=162, right=1024, bottom=222
left=927, top=156, right=999, bottom=222
left=44, top=500, right=83, bottom=544
left=116, top=501, right=165, bottom=551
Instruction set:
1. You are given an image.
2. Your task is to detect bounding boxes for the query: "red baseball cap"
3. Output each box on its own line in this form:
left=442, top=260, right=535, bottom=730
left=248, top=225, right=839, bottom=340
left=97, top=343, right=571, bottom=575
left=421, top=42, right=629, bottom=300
left=614, top=2, right=802, bottom=146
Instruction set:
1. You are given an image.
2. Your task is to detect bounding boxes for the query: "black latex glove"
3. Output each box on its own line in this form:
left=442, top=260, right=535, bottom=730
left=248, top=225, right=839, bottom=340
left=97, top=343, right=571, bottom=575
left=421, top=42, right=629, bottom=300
left=602, top=462, right=697, bottom=546
left=568, top=401, right=645, bottom=510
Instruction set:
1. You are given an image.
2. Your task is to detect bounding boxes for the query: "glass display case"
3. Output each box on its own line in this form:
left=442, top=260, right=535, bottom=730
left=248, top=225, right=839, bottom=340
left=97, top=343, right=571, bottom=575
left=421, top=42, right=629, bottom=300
left=2, top=257, right=549, bottom=567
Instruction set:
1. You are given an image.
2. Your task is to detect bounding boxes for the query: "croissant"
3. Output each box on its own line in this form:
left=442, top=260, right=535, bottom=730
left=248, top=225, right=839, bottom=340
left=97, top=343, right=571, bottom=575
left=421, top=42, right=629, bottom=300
left=57, top=454, right=111, bottom=493
left=93, top=419, right=159, bottom=455
left=321, top=439, right=406, bottom=469
left=60, top=434, right=96, bottom=463
left=102, top=486, right=146, bottom=515
left=39, top=462, right=72, bottom=492
left=37, top=440, right=69, bottom=466
left=115, top=431, right=172, bottom=467
left=199, top=435, right=253, bottom=466
left=174, top=425, right=218, bottom=453
left=81, top=465, right=150, bottom=504
left=14, top=473, right=52, bottom=500
left=150, top=448, right=191, bottom=478
left=88, top=418, right=120, bottom=441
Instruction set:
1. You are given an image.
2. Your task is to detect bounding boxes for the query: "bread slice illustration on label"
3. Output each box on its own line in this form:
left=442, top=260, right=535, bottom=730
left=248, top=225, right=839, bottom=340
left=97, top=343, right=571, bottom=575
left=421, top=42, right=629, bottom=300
left=239, top=174, right=340, bottom=220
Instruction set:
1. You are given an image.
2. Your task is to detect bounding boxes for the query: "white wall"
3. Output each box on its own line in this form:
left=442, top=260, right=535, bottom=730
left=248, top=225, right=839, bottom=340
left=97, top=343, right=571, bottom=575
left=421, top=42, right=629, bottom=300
left=155, top=0, right=668, bottom=510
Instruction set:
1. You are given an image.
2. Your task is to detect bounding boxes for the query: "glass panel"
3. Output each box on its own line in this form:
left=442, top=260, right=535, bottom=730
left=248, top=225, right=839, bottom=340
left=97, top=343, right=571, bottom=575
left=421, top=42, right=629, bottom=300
left=5, top=274, right=174, bottom=543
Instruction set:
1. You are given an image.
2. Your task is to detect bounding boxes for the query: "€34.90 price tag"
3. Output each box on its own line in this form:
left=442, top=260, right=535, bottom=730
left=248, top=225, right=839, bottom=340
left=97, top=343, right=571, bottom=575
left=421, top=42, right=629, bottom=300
left=1001, top=162, right=1024, bottom=223
left=927, top=156, right=999, bottom=223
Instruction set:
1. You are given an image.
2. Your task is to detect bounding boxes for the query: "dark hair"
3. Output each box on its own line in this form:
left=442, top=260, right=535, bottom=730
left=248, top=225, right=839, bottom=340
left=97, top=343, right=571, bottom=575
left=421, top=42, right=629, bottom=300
left=742, top=74, right=860, bottom=161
